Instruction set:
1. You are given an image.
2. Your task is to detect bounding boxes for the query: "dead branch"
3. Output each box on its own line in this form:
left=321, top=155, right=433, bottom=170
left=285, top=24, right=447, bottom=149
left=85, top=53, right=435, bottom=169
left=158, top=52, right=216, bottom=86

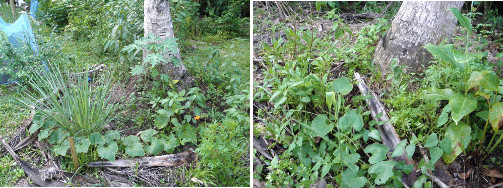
left=68, top=64, right=105, bottom=77
left=409, top=130, right=449, bottom=188
left=354, top=72, right=417, bottom=187
left=87, top=149, right=196, bottom=168
left=1, top=138, right=66, bottom=187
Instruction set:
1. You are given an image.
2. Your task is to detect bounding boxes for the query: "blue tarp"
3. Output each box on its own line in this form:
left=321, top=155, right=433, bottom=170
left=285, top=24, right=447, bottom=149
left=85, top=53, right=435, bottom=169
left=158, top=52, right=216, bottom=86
left=30, top=0, right=39, bottom=19
left=0, top=14, right=39, bottom=52
left=0, top=14, right=47, bottom=84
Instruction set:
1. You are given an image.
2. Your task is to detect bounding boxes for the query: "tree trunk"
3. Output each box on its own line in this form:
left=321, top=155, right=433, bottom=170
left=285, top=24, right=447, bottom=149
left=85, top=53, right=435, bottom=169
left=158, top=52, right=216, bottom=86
left=144, top=0, right=193, bottom=89
left=373, top=1, right=464, bottom=76
left=9, top=0, right=16, bottom=18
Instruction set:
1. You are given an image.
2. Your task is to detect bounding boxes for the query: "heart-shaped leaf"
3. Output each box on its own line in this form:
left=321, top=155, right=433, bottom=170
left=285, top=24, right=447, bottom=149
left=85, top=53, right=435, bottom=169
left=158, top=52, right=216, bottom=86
left=104, top=130, right=120, bottom=145
left=341, top=165, right=367, bottom=188
left=338, top=110, right=364, bottom=132
left=98, top=141, right=118, bottom=161
left=368, top=161, right=397, bottom=185
left=125, top=143, right=145, bottom=157
left=38, top=128, right=53, bottom=141
left=307, top=114, right=333, bottom=137
left=53, top=139, right=70, bottom=156
left=329, top=77, right=352, bottom=95
left=140, top=129, right=158, bottom=143
left=49, top=128, right=68, bottom=145
left=163, top=135, right=179, bottom=153
left=146, top=138, right=164, bottom=155
left=364, top=143, right=389, bottom=164
left=89, top=132, right=105, bottom=146
left=75, top=137, right=91, bottom=153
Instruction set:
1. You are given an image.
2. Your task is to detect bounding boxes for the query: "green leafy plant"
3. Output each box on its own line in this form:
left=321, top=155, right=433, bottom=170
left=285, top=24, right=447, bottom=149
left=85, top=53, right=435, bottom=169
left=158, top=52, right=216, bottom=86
left=18, top=66, right=117, bottom=168
left=421, top=8, right=503, bottom=158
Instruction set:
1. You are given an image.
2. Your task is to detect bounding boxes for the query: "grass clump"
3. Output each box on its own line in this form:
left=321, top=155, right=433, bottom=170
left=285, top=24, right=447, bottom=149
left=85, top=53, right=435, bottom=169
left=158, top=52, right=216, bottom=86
left=19, top=66, right=117, bottom=137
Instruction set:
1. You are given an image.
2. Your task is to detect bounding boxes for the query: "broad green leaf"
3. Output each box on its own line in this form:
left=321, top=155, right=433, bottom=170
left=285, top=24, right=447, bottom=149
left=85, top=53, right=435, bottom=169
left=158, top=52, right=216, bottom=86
left=308, top=114, right=333, bottom=137
left=437, top=104, right=451, bottom=128
left=368, top=161, right=397, bottom=185
left=391, top=139, right=407, bottom=157
left=38, top=128, right=52, bottom=141
left=342, top=153, right=360, bottom=167
left=131, top=65, right=144, bottom=75
left=368, top=129, right=381, bottom=141
left=163, top=135, right=179, bottom=153
left=420, top=88, right=454, bottom=101
left=140, top=129, right=158, bottom=143
left=428, top=146, right=443, bottom=167
left=146, top=138, right=164, bottom=155
left=413, top=175, right=427, bottom=188
left=449, top=7, right=472, bottom=33
left=300, top=96, right=311, bottom=103
left=341, top=165, right=366, bottom=188
left=89, top=132, right=105, bottom=146
left=321, top=164, right=331, bottom=178
left=424, top=44, right=461, bottom=69
left=467, top=71, right=499, bottom=92
left=75, top=137, right=91, bottom=153
left=338, top=110, right=364, bottom=132
left=49, top=128, right=68, bottom=145
left=449, top=93, right=477, bottom=125
left=29, top=122, right=41, bottom=134
left=98, top=141, right=118, bottom=161
left=125, top=143, right=145, bottom=157
left=104, top=130, right=120, bottom=145
left=329, top=77, right=352, bottom=95
left=122, top=135, right=141, bottom=147
left=42, top=118, right=57, bottom=129
left=439, top=137, right=452, bottom=155
left=424, top=133, right=438, bottom=148
left=405, top=143, right=416, bottom=160
left=154, top=115, right=168, bottom=129
left=175, top=124, right=197, bottom=145
left=442, top=122, right=471, bottom=163
left=364, top=143, right=389, bottom=164
left=453, top=50, right=483, bottom=64
left=489, top=102, right=503, bottom=131
left=325, top=91, right=335, bottom=110
left=53, top=139, right=70, bottom=156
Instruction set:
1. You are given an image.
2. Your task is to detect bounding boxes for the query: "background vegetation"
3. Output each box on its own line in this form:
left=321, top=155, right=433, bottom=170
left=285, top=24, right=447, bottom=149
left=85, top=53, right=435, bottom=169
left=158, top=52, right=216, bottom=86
left=254, top=1, right=503, bottom=187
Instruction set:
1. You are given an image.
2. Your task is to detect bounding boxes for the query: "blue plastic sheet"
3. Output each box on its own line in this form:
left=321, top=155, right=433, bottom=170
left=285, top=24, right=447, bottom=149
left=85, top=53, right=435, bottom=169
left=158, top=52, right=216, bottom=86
left=30, top=0, right=39, bottom=19
left=0, top=14, right=47, bottom=84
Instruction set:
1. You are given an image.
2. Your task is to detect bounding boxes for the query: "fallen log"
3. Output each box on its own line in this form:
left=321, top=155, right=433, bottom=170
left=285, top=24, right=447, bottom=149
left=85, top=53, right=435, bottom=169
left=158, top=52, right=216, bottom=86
left=87, top=148, right=196, bottom=168
left=354, top=72, right=418, bottom=187
left=1, top=138, right=66, bottom=187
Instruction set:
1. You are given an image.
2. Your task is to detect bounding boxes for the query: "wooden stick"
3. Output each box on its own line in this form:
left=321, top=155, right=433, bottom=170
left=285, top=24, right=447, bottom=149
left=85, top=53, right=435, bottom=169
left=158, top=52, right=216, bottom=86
left=354, top=72, right=417, bottom=187
left=87, top=149, right=196, bottom=168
